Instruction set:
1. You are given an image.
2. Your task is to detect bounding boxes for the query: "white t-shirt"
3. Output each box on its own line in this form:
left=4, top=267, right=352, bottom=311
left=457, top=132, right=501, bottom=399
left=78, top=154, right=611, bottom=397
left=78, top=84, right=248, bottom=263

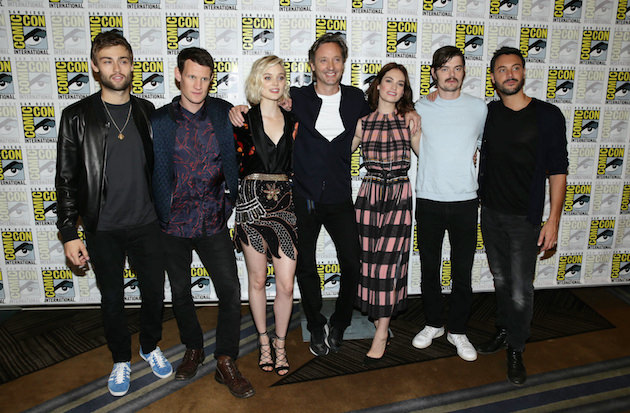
left=315, top=90, right=345, bottom=142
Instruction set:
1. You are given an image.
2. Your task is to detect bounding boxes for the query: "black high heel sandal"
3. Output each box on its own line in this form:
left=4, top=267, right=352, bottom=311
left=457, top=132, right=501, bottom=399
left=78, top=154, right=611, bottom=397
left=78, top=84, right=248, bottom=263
left=273, top=335, right=290, bottom=376
left=258, top=332, right=274, bottom=372
left=363, top=330, right=392, bottom=366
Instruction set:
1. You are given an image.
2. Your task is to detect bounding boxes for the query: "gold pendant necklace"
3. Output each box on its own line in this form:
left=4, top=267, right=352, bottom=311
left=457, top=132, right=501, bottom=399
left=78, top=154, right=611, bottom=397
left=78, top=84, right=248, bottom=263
left=102, top=99, right=132, bottom=140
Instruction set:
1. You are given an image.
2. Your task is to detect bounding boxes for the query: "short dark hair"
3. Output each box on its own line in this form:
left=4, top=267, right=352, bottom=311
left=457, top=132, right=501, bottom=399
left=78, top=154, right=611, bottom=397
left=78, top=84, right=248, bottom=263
left=365, top=62, right=415, bottom=116
left=431, top=46, right=465, bottom=70
left=177, top=47, right=214, bottom=74
left=308, top=33, right=348, bottom=64
left=490, top=47, right=525, bottom=73
left=91, top=31, right=133, bottom=64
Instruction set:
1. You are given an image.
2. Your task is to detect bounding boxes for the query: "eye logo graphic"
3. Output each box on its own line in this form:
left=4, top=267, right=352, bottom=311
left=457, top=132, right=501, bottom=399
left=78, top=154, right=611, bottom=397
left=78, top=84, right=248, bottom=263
left=386, top=20, right=418, bottom=58
left=489, top=0, right=519, bottom=19
left=42, top=269, right=75, bottom=301
left=0, top=61, right=14, bottom=97
left=55, top=59, right=90, bottom=99
left=132, top=61, right=164, bottom=98
left=588, top=218, right=616, bottom=248
left=612, top=253, right=630, bottom=282
left=315, top=17, right=347, bottom=41
left=554, top=0, right=583, bottom=22
left=283, top=60, right=311, bottom=88
left=423, top=0, right=453, bottom=16
left=2, top=231, right=35, bottom=264
left=166, top=15, right=200, bottom=55
left=455, top=23, right=484, bottom=60
left=572, top=109, right=599, bottom=142
left=0, top=148, right=25, bottom=184
left=606, top=70, right=630, bottom=103
left=21, top=106, right=56, bottom=144
left=10, top=13, right=48, bottom=55
left=209, top=60, right=238, bottom=97
left=597, top=146, right=625, bottom=178
left=580, top=29, right=610, bottom=64
left=546, top=68, right=575, bottom=103
left=520, top=26, right=548, bottom=63
left=564, top=184, right=592, bottom=214
left=557, top=254, right=583, bottom=284
left=190, top=267, right=212, bottom=299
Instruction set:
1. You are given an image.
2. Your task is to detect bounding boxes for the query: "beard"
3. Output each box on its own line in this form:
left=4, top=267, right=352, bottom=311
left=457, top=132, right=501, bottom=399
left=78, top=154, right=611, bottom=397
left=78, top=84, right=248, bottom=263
left=99, top=74, right=132, bottom=92
left=494, top=77, right=525, bottom=96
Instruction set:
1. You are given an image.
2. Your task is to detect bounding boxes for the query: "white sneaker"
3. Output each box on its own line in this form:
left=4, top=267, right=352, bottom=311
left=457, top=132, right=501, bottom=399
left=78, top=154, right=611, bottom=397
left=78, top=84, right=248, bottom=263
left=447, top=333, right=478, bottom=361
left=412, top=326, right=444, bottom=349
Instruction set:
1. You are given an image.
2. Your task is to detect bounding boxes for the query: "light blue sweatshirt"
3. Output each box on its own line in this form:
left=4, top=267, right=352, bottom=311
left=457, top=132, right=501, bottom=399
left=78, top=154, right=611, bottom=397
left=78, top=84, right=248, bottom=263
left=415, top=93, right=488, bottom=202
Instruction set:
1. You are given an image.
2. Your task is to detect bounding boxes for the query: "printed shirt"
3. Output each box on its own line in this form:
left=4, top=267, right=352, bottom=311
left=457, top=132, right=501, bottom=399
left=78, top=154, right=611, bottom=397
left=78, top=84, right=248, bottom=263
left=164, top=102, right=229, bottom=238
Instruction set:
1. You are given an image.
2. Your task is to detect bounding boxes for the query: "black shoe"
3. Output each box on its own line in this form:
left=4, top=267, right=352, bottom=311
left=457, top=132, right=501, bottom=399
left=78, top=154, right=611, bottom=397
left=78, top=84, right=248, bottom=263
left=327, top=324, right=345, bottom=353
left=363, top=331, right=392, bottom=366
left=309, top=325, right=329, bottom=356
left=476, top=328, right=508, bottom=355
left=507, top=347, right=526, bottom=386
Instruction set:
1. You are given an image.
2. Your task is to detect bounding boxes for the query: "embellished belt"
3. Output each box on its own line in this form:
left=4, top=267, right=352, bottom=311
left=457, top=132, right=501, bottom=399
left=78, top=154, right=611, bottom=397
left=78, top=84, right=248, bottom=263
left=365, top=170, right=408, bottom=180
left=243, top=173, right=289, bottom=182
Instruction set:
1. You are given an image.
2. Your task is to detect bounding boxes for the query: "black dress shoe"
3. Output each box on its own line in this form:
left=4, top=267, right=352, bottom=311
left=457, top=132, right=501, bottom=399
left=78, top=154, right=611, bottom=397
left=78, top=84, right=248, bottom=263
left=507, top=347, right=527, bottom=386
left=363, top=331, right=392, bottom=366
left=327, top=325, right=345, bottom=353
left=309, top=325, right=329, bottom=356
left=476, top=328, right=508, bottom=355
left=175, top=348, right=205, bottom=380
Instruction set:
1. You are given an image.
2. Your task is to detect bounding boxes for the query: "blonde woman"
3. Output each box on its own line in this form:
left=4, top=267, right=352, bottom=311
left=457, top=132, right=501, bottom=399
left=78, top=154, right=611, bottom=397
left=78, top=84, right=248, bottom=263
left=233, top=55, right=297, bottom=376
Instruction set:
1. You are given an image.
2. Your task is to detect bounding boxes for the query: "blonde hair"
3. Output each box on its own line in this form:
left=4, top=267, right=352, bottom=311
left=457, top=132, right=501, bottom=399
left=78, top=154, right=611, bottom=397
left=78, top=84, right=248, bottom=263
left=245, top=55, right=290, bottom=105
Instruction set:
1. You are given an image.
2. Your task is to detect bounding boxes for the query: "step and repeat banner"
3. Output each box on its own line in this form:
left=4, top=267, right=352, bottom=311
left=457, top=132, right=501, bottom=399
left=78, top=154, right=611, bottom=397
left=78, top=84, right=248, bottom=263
left=0, top=0, right=630, bottom=306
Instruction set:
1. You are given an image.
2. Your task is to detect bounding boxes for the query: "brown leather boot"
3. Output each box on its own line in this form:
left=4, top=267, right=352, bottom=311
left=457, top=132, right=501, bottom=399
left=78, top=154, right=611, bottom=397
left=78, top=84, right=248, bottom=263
left=215, top=355, right=255, bottom=399
left=175, top=349, right=205, bottom=380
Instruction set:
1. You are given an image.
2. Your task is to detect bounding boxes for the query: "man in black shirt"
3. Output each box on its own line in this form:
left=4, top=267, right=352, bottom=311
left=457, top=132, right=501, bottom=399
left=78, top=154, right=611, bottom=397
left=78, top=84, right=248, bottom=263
left=477, top=47, right=568, bottom=386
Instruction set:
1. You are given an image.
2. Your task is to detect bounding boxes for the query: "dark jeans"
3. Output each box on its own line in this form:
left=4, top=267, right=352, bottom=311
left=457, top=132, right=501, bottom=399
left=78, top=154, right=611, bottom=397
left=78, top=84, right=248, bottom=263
left=481, top=206, right=540, bottom=351
left=294, top=195, right=361, bottom=332
left=161, top=229, right=241, bottom=359
left=86, top=220, right=165, bottom=363
left=416, top=198, right=478, bottom=334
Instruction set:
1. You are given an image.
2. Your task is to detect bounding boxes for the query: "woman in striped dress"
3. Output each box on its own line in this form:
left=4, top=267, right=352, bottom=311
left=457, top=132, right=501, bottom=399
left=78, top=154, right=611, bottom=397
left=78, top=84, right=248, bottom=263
left=351, top=63, right=420, bottom=363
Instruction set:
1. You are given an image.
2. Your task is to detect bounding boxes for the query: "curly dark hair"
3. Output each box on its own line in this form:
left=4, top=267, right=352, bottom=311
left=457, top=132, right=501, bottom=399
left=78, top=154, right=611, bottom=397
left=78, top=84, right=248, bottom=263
left=365, top=62, right=414, bottom=116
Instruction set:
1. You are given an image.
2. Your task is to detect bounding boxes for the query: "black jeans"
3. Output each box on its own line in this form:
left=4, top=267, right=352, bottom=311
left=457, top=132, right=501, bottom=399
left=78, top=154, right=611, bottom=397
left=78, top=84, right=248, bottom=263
left=161, top=229, right=241, bottom=359
left=481, top=206, right=540, bottom=351
left=294, top=195, right=361, bottom=332
left=416, top=198, right=478, bottom=334
left=86, top=220, right=165, bottom=363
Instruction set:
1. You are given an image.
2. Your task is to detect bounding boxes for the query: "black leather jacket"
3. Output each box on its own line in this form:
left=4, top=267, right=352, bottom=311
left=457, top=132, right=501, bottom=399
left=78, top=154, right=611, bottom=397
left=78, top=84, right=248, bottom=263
left=55, top=92, right=155, bottom=243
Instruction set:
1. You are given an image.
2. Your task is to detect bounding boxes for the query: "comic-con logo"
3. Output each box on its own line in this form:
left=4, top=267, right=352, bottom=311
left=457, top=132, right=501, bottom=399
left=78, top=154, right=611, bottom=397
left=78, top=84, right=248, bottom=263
left=55, top=59, right=89, bottom=100
left=2, top=231, right=35, bottom=264
left=423, top=0, right=453, bottom=16
left=204, top=0, right=237, bottom=10
left=49, top=0, right=84, bottom=8
left=421, top=21, right=452, bottom=59
left=352, top=0, right=382, bottom=14
left=546, top=68, right=575, bottom=103
left=6, top=268, right=40, bottom=302
left=26, top=147, right=56, bottom=185
left=279, top=17, right=311, bottom=55
left=621, top=184, right=630, bottom=213
left=51, top=14, right=87, bottom=55
left=593, top=182, right=621, bottom=215
left=554, top=0, right=583, bottom=22
left=386, top=19, right=417, bottom=58
left=123, top=268, right=140, bottom=300
left=611, top=252, right=630, bottom=281
left=413, top=223, right=419, bottom=253
left=242, top=16, right=274, bottom=55
left=190, top=266, right=211, bottom=299
left=37, top=229, right=65, bottom=264
left=209, top=60, right=238, bottom=97
left=606, top=70, right=630, bottom=103
left=455, top=23, right=484, bottom=60
left=315, top=17, right=347, bottom=40
left=89, top=15, right=123, bottom=41
left=0, top=190, right=29, bottom=226
left=21, top=105, right=56, bottom=144
left=31, top=190, right=57, bottom=225
left=616, top=1, right=630, bottom=24
left=128, top=15, right=162, bottom=56
left=588, top=218, right=615, bottom=248
left=127, top=0, right=160, bottom=10
left=602, top=109, right=629, bottom=142
left=350, top=61, right=381, bottom=93
left=317, top=263, right=341, bottom=293
left=0, top=148, right=25, bottom=184
left=564, top=183, right=592, bottom=214
left=476, top=223, right=485, bottom=253
left=489, top=0, right=518, bottom=19
left=572, top=108, right=599, bottom=142
left=284, top=60, right=312, bottom=88
left=580, top=29, right=609, bottom=64
left=265, top=264, right=275, bottom=291
left=0, top=106, right=19, bottom=142
left=597, top=146, right=624, bottom=178
left=10, top=13, right=48, bottom=55
left=166, top=14, right=200, bottom=55
left=419, top=64, right=434, bottom=96
left=519, top=26, right=548, bottom=62
left=0, top=61, right=15, bottom=98
left=42, top=269, right=74, bottom=301
left=132, top=60, right=164, bottom=99
left=441, top=259, right=452, bottom=292
left=557, top=254, right=582, bottom=284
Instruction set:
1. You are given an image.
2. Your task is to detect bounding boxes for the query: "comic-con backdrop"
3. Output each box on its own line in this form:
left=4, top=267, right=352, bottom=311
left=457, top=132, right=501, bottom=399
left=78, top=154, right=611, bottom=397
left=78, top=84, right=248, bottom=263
left=1, top=0, right=630, bottom=306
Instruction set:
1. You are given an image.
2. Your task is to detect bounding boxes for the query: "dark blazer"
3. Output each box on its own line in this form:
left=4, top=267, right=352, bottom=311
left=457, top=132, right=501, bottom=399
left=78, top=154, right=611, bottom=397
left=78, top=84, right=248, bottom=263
left=291, top=83, right=370, bottom=204
left=55, top=92, right=155, bottom=243
left=151, top=96, right=238, bottom=227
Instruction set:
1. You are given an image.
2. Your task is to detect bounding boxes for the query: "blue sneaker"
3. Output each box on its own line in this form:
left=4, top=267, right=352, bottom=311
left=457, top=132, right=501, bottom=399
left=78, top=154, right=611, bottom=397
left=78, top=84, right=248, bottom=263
left=108, top=362, right=131, bottom=396
left=140, top=346, right=173, bottom=378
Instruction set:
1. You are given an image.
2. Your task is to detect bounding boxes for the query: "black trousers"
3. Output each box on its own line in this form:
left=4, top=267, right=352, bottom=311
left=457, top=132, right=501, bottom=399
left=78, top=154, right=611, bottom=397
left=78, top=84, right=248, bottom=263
left=294, top=195, right=361, bottom=332
left=86, top=220, right=165, bottom=363
left=161, top=229, right=241, bottom=359
left=416, top=198, right=478, bottom=334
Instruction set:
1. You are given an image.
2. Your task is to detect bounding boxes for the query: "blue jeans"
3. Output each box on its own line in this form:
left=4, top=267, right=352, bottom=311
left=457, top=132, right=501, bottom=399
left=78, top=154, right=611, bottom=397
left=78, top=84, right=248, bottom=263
left=161, top=229, right=241, bottom=359
left=481, top=206, right=540, bottom=351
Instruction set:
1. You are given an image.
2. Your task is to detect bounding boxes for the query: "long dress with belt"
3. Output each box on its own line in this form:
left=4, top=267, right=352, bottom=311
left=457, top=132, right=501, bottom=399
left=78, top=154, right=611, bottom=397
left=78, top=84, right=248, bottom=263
left=233, top=105, right=298, bottom=260
left=355, top=111, right=412, bottom=319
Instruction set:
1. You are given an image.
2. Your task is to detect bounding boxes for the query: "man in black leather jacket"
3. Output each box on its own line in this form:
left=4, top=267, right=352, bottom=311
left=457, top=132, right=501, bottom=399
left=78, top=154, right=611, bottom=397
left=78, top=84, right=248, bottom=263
left=55, top=31, right=172, bottom=397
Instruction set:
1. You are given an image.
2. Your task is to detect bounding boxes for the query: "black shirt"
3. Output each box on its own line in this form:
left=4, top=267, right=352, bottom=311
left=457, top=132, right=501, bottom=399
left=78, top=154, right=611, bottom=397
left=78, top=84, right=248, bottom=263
left=482, top=99, right=537, bottom=216
left=98, top=100, right=156, bottom=230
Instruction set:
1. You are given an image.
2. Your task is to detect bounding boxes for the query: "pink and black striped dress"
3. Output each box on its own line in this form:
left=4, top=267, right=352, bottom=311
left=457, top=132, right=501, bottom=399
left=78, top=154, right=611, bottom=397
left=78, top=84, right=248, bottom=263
left=355, top=111, right=412, bottom=319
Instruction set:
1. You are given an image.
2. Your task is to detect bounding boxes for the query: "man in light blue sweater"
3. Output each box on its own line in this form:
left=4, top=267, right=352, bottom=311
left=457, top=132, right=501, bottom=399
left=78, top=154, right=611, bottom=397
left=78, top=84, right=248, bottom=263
left=411, top=46, right=487, bottom=362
